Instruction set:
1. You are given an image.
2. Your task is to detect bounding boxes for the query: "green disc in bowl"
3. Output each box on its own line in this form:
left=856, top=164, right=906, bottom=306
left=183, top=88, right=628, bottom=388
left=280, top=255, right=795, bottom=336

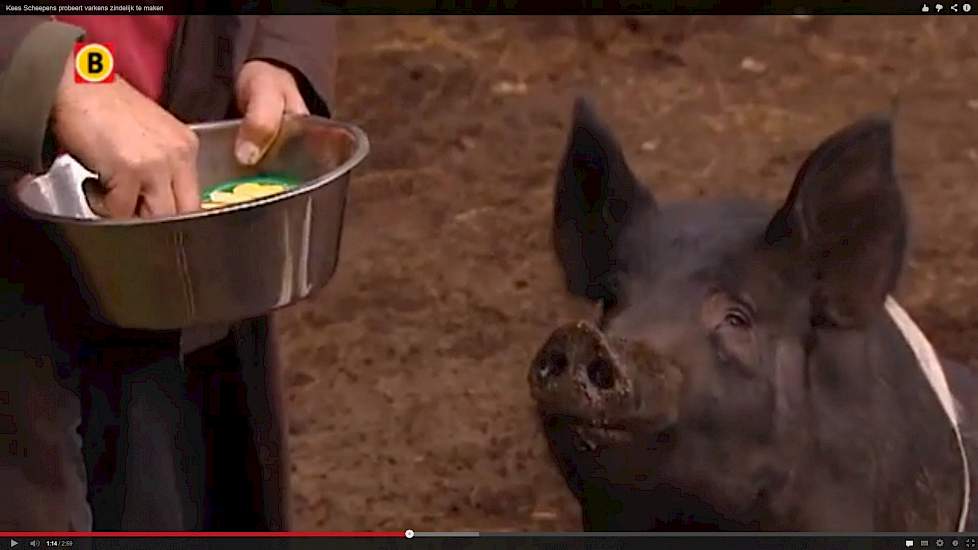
left=202, top=175, right=300, bottom=199
left=201, top=175, right=300, bottom=209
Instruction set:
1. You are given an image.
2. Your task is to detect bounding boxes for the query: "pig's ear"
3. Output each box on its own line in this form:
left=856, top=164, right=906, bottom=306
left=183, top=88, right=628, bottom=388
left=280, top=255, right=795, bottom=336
left=553, top=97, right=657, bottom=306
left=764, top=116, right=907, bottom=328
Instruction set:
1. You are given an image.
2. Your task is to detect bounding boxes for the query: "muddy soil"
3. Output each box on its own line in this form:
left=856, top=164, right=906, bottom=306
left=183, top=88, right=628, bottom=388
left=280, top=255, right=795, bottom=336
left=276, top=16, right=978, bottom=531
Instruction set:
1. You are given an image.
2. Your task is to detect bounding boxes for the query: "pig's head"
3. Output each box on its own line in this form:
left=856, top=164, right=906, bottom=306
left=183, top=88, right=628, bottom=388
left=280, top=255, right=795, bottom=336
left=529, top=99, right=917, bottom=531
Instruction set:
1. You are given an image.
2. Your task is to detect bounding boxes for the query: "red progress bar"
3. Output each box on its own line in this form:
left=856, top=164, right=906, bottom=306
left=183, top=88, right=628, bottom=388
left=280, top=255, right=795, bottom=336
left=0, top=532, right=406, bottom=538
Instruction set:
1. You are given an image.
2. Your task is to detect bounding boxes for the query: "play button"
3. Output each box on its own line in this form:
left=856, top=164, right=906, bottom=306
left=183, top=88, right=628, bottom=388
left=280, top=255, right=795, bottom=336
left=10, top=540, right=18, bottom=548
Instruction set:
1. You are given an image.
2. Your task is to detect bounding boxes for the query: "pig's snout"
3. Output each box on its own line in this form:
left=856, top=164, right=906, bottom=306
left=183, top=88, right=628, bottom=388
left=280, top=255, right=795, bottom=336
left=529, top=321, right=632, bottom=410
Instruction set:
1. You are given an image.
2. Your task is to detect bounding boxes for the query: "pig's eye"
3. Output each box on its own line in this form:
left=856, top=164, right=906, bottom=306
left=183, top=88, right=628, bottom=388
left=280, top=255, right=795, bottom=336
left=723, top=309, right=752, bottom=329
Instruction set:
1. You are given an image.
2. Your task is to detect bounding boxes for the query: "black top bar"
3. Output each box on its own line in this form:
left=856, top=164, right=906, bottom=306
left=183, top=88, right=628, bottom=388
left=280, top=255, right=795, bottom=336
left=0, top=1, right=969, bottom=15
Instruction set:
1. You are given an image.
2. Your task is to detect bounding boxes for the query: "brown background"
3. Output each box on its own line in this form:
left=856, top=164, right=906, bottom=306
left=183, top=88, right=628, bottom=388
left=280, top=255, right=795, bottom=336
left=275, top=16, right=978, bottom=531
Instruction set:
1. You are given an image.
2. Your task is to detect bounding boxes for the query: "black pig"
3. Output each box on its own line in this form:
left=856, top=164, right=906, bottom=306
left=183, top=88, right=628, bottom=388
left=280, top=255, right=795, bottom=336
left=529, top=98, right=976, bottom=531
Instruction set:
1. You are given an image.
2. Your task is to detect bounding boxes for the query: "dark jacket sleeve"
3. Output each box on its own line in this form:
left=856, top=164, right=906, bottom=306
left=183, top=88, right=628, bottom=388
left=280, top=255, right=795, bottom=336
left=0, top=19, right=84, bottom=175
left=246, top=16, right=337, bottom=118
left=0, top=16, right=47, bottom=70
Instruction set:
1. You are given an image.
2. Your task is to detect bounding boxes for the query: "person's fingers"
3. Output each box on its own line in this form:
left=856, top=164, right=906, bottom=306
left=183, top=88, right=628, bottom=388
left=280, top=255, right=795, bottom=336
left=236, top=91, right=285, bottom=166
left=169, top=129, right=201, bottom=213
left=138, top=170, right=178, bottom=218
left=171, top=161, right=201, bottom=214
left=283, top=86, right=309, bottom=115
left=98, top=174, right=141, bottom=218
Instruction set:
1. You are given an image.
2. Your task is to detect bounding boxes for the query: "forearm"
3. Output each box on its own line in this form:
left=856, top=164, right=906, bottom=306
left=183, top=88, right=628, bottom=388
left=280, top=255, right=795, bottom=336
left=246, top=16, right=337, bottom=117
left=0, top=20, right=84, bottom=175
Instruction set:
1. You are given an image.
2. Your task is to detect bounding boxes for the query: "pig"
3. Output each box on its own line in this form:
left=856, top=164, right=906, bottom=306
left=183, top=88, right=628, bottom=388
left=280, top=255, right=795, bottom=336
left=529, top=98, right=977, bottom=531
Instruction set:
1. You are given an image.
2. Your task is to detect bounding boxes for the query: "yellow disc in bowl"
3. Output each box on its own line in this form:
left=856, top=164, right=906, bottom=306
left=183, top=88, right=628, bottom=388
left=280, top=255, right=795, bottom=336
left=209, top=191, right=238, bottom=204
left=232, top=183, right=287, bottom=199
left=200, top=176, right=297, bottom=211
left=231, top=183, right=266, bottom=198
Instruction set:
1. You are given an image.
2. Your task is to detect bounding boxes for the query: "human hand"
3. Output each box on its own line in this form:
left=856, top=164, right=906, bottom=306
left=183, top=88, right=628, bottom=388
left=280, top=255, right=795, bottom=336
left=233, top=59, right=309, bottom=166
left=50, top=55, right=200, bottom=218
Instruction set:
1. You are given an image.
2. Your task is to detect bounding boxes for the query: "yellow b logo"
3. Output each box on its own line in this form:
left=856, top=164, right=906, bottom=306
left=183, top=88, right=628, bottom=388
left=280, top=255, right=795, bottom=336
left=74, top=43, right=115, bottom=84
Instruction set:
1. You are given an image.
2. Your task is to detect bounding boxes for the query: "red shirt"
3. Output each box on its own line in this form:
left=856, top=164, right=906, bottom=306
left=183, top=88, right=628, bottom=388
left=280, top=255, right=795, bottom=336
left=54, top=15, right=180, bottom=104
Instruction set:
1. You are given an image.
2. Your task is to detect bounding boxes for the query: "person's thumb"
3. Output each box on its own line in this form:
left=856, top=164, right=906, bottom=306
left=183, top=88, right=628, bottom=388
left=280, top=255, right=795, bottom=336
left=235, top=92, right=285, bottom=166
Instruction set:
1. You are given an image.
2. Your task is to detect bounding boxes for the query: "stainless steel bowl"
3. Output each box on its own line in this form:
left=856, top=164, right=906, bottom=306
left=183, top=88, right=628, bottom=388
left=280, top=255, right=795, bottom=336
left=9, top=115, right=369, bottom=330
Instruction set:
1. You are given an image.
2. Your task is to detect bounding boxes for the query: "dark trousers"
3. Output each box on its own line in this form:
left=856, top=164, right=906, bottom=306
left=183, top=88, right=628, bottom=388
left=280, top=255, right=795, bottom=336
left=0, top=195, right=292, bottom=530
left=0, top=313, right=289, bottom=531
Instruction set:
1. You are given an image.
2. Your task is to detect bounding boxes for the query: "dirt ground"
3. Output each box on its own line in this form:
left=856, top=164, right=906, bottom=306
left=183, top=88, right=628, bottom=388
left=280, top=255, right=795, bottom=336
left=275, top=16, right=978, bottom=531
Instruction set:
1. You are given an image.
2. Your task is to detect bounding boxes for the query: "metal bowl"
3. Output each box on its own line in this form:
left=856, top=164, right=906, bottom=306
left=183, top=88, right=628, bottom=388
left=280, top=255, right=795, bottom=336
left=9, top=115, right=369, bottom=330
